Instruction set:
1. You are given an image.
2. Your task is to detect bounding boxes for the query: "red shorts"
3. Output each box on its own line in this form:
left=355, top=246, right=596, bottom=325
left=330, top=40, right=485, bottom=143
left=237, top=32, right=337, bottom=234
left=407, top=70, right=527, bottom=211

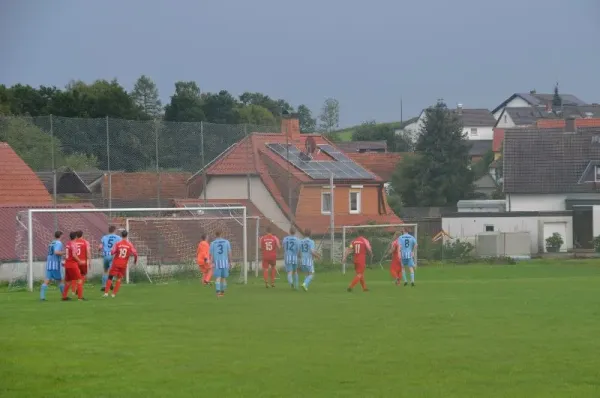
left=109, top=266, right=126, bottom=279
left=198, top=263, right=211, bottom=272
left=390, top=261, right=402, bottom=276
left=64, top=266, right=82, bottom=282
left=354, top=263, right=365, bottom=274
left=262, top=258, right=276, bottom=269
left=78, top=264, right=88, bottom=276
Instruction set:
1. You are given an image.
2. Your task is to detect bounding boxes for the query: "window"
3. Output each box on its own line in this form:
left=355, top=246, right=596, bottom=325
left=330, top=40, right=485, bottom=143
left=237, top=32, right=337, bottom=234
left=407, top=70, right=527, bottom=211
left=485, top=225, right=494, bottom=232
left=595, top=166, right=600, bottom=182
left=503, top=115, right=508, bottom=124
left=349, top=190, right=361, bottom=214
left=470, top=128, right=478, bottom=137
left=321, top=192, right=332, bottom=214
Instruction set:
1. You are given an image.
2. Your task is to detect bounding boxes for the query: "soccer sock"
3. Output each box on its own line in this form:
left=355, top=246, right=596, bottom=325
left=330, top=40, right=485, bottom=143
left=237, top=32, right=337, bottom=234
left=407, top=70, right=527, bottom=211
left=70, top=281, right=77, bottom=294
left=402, top=268, right=408, bottom=283
left=207, top=269, right=213, bottom=282
left=410, top=270, right=415, bottom=283
left=114, top=280, right=122, bottom=294
left=359, top=276, right=367, bottom=290
left=105, top=279, right=113, bottom=294
left=349, top=275, right=360, bottom=289
left=215, top=281, right=222, bottom=293
left=222, top=280, right=227, bottom=292
left=270, top=267, right=276, bottom=283
left=287, top=272, right=293, bottom=285
left=77, top=282, right=84, bottom=299
left=304, top=274, right=313, bottom=287
left=59, top=283, right=64, bottom=295
left=101, top=274, right=108, bottom=288
left=293, top=273, right=299, bottom=288
left=40, top=283, right=48, bottom=300
left=62, top=283, right=69, bottom=299
left=263, top=269, right=269, bottom=283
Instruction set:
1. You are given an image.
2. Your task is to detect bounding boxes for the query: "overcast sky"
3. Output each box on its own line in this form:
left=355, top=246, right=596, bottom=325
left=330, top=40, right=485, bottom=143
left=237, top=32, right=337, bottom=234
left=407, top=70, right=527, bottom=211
left=1, top=0, right=599, bottom=126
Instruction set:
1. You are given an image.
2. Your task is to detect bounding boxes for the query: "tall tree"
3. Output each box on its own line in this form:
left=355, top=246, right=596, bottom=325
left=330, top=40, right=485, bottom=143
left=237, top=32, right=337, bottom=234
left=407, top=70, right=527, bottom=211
left=297, top=104, right=316, bottom=133
left=239, top=92, right=293, bottom=119
left=131, top=75, right=162, bottom=118
left=352, top=120, right=413, bottom=152
left=552, top=83, right=562, bottom=108
left=201, top=90, right=239, bottom=124
left=392, top=101, right=473, bottom=206
left=236, top=104, right=276, bottom=126
left=164, top=81, right=205, bottom=122
left=319, top=98, right=340, bottom=133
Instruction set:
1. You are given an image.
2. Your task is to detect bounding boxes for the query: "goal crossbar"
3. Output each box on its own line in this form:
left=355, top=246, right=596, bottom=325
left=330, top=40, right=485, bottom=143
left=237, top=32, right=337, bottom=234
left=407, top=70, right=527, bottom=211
left=341, top=223, right=418, bottom=275
left=25, top=206, right=248, bottom=291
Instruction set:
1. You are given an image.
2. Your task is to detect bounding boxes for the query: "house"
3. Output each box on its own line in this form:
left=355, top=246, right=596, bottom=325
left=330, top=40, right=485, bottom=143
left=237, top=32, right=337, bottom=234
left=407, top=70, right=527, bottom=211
left=346, top=152, right=404, bottom=183
left=102, top=172, right=191, bottom=208
left=492, top=91, right=588, bottom=120
left=185, top=114, right=402, bottom=238
left=336, top=141, right=387, bottom=153
left=473, top=174, right=498, bottom=198
left=495, top=104, right=600, bottom=129
left=503, top=120, right=600, bottom=250
left=413, top=105, right=496, bottom=140
left=0, top=142, right=53, bottom=206
left=469, top=140, right=493, bottom=163
left=36, top=168, right=105, bottom=203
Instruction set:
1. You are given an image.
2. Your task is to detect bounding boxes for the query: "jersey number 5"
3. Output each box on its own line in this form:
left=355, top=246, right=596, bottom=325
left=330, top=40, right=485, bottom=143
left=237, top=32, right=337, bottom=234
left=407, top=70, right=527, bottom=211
left=118, top=248, right=128, bottom=258
left=265, top=241, right=273, bottom=251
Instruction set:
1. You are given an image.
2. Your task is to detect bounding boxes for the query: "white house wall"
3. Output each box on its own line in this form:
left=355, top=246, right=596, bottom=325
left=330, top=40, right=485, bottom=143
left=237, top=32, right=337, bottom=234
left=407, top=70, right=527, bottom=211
left=508, top=193, right=600, bottom=211
left=463, top=126, right=494, bottom=140
left=442, top=214, right=573, bottom=254
left=204, top=176, right=292, bottom=232
left=494, top=111, right=516, bottom=128
left=493, top=97, right=533, bottom=119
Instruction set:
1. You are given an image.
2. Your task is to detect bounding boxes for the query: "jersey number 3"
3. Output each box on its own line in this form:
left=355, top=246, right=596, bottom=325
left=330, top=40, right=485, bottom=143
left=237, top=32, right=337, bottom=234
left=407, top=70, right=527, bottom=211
left=217, top=244, right=224, bottom=255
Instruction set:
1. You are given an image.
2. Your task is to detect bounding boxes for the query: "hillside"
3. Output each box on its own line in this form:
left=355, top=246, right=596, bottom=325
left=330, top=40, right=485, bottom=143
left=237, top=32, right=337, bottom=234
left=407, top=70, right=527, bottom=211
left=334, top=117, right=418, bottom=141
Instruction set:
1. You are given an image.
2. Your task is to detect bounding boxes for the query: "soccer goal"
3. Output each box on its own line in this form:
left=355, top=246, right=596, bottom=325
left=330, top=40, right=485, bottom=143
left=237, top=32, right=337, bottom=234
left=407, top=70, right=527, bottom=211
left=341, top=223, right=418, bottom=274
left=13, top=206, right=255, bottom=292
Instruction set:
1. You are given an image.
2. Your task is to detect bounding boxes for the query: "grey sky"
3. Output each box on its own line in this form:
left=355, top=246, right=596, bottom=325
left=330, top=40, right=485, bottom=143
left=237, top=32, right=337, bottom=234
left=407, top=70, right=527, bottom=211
left=1, top=0, right=599, bottom=127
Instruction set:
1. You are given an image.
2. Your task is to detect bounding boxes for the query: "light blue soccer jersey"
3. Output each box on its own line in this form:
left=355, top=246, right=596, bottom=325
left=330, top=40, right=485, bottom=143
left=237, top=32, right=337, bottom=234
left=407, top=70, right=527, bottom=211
left=46, top=240, right=63, bottom=271
left=282, top=236, right=300, bottom=265
left=398, top=233, right=417, bottom=260
left=300, top=238, right=316, bottom=268
left=101, top=234, right=122, bottom=258
left=210, top=238, right=232, bottom=269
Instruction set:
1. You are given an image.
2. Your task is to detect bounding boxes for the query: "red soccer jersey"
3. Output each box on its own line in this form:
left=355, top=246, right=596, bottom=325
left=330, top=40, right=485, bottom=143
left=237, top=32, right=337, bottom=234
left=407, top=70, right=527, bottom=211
left=74, top=238, right=89, bottom=263
left=390, top=240, right=400, bottom=266
left=110, top=240, right=138, bottom=268
left=64, top=241, right=79, bottom=268
left=350, top=236, right=371, bottom=265
left=260, top=234, right=280, bottom=260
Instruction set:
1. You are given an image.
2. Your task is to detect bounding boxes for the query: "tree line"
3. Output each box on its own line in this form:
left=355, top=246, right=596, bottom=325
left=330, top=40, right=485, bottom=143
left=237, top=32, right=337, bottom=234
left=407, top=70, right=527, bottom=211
left=0, top=76, right=342, bottom=171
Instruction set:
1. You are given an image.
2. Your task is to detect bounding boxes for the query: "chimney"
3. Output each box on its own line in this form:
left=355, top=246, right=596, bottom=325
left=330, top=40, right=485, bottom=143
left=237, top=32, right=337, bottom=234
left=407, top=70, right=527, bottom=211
left=565, top=116, right=577, bottom=133
left=545, top=102, right=552, bottom=113
left=457, top=103, right=463, bottom=115
left=530, top=89, right=536, bottom=95
left=281, top=113, right=301, bottom=138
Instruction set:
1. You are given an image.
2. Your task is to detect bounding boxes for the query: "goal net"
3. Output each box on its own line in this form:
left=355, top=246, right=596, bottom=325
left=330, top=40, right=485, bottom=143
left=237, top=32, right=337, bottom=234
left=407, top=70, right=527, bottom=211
left=12, top=206, right=255, bottom=291
left=341, top=223, right=418, bottom=274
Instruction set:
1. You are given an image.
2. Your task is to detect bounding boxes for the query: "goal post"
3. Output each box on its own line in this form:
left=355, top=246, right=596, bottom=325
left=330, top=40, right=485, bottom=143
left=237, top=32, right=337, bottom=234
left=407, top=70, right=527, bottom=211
left=19, top=206, right=251, bottom=292
left=341, top=223, right=418, bottom=275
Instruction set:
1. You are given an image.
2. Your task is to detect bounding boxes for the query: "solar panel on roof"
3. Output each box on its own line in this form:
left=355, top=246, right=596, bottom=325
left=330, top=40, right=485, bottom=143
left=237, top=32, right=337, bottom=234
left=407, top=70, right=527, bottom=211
left=266, top=143, right=374, bottom=180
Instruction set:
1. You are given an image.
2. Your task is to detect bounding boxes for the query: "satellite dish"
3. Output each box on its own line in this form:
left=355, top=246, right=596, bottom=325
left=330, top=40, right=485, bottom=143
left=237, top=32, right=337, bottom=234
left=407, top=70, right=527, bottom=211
left=305, top=136, right=317, bottom=156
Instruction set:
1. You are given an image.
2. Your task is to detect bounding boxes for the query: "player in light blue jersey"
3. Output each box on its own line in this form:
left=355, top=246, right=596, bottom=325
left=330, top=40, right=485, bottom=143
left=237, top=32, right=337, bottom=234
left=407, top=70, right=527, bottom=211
left=282, top=228, right=301, bottom=289
left=209, top=231, right=232, bottom=297
left=299, top=229, right=320, bottom=292
left=40, top=231, right=65, bottom=301
left=99, top=226, right=121, bottom=291
left=398, top=227, right=418, bottom=287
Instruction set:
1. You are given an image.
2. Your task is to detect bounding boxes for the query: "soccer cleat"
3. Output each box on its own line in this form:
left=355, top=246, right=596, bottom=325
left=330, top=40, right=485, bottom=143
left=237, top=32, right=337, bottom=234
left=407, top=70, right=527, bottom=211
left=100, top=287, right=106, bottom=292
left=404, top=282, right=408, bottom=286
left=302, top=284, right=308, bottom=292
left=103, top=293, right=108, bottom=297
left=111, top=294, right=116, bottom=298
left=411, top=282, right=415, bottom=287
left=40, top=298, right=47, bottom=301
left=265, top=283, right=269, bottom=288
left=62, top=297, right=72, bottom=301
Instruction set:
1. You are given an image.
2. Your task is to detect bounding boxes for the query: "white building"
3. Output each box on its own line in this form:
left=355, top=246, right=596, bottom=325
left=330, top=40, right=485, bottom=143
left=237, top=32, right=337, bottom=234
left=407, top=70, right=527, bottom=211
left=492, top=91, right=588, bottom=120
left=413, top=105, right=496, bottom=140
left=503, top=124, right=600, bottom=250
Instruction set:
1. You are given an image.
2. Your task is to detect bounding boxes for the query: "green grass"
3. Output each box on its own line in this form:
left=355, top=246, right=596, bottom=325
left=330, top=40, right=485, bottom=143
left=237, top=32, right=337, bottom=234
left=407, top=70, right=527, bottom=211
left=333, top=117, right=419, bottom=141
left=2, top=260, right=600, bottom=397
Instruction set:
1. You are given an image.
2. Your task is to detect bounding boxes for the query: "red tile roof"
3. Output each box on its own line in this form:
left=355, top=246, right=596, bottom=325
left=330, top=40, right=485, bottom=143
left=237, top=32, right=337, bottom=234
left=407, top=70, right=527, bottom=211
left=0, top=203, right=107, bottom=261
left=0, top=142, right=52, bottom=206
left=492, top=128, right=505, bottom=152
left=346, top=153, right=404, bottom=181
left=536, top=118, right=600, bottom=129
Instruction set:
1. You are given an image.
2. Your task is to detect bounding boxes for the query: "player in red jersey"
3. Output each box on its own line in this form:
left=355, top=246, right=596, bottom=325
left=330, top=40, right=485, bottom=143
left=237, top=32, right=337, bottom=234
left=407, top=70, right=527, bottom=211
left=387, top=235, right=403, bottom=285
left=62, top=231, right=86, bottom=301
left=105, top=230, right=137, bottom=298
left=342, top=230, right=372, bottom=292
left=70, top=230, right=90, bottom=294
left=260, top=226, right=280, bottom=288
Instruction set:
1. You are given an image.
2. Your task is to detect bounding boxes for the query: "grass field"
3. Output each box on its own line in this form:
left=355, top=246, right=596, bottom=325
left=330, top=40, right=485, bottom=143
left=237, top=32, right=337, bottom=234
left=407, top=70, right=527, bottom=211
left=2, top=260, right=600, bottom=397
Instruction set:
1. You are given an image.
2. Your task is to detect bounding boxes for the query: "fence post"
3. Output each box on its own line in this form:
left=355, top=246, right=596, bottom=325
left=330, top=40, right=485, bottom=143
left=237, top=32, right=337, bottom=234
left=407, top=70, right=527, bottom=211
left=106, top=116, right=112, bottom=215
left=50, top=115, right=58, bottom=231
left=330, top=172, right=335, bottom=262
left=155, top=119, right=161, bottom=208
left=201, top=121, right=207, bottom=205
left=245, top=124, right=250, bottom=200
